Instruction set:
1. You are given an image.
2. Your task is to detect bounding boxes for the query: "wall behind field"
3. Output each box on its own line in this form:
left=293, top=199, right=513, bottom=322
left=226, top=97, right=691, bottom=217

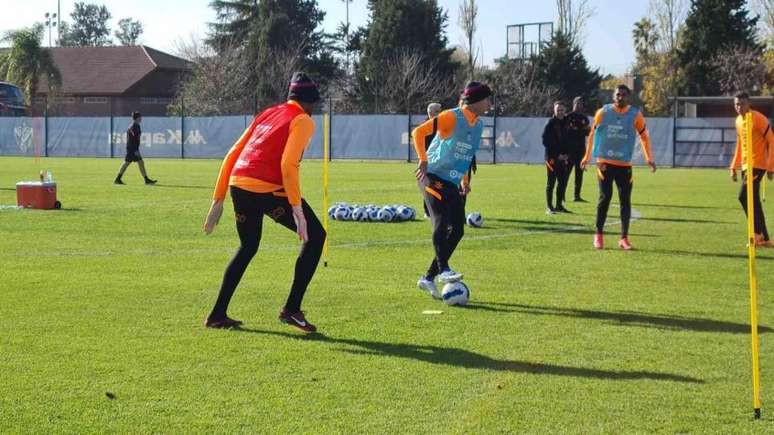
left=0, top=115, right=736, bottom=168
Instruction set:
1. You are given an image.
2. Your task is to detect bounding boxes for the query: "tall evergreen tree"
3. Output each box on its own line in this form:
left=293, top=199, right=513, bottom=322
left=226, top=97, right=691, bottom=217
left=67, top=2, right=112, bottom=46
left=678, top=0, right=760, bottom=95
left=531, top=31, right=601, bottom=103
left=355, top=0, right=459, bottom=110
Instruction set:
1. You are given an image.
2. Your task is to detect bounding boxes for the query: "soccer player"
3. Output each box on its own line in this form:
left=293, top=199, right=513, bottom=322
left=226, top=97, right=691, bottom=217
left=202, top=72, right=326, bottom=332
left=542, top=101, right=570, bottom=214
left=565, top=96, right=591, bottom=202
left=581, top=84, right=656, bottom=250
left=729, top=92, right=774, bottom=247
left=114, top=111, right=157, bottom=185
left=411, top=81, right=492, bottom=298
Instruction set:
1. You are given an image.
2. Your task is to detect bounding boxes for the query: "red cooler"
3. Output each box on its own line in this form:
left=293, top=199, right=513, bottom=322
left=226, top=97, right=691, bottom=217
left=16, top=181, right=60, bottom=209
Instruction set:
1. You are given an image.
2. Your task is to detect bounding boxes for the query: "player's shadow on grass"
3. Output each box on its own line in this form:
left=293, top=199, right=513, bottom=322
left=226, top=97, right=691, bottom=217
left=639, top=248, right=774, bottom=262
left=470, top=302, right=772, bottom=334
left=234, top=327, right=702, bottom=383
left=0, top=187, right=16, bottom=191
left=633, top=202, right=736, bottom=211
left=572, top=212, right=731, bottom=225
left=148, top=184, right=212, bottom=190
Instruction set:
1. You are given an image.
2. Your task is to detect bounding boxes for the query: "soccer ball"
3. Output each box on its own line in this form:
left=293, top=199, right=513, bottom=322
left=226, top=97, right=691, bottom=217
left=466, top=212, right=483, bottom=228
left=327, top=206, right=337, bottom=219
left=334, top=206, right=351, bottom=221
left=377, top=207, right=395, bottom=222
left=367, top=207, right=381, bottom=221
left=441, top=281, right=470, bottom=306
left=395, top=206, right=415, bottom=221
left=351, top=207, right=368, bottom=221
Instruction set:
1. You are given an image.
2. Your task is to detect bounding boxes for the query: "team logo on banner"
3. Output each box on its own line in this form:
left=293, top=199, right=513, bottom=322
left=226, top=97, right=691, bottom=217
left=14, top=124, right=33, bottom=153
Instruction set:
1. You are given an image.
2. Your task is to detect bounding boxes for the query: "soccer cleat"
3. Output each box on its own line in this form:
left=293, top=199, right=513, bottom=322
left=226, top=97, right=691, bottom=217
left=114, top=178, right=124, bottom=185
left=204, top=316, right=243, bottom=329
left=417, top=276, right=440, bottom=299
left=555, top=205, right=572, bottom=213
left=279, top=309, right=317, bottom=333
left=618, top=237, right=633, bottom=251
left=145, top=178, right=157, bottom=185
left=755, top=234, right=773, bottom=247
left=437, top=268, right=463, bottom=283
left=573, top=197, right=587, bottom=202
left=593, top=233, right=604, bottom=250
left=546, top=207, right=557, bottom=215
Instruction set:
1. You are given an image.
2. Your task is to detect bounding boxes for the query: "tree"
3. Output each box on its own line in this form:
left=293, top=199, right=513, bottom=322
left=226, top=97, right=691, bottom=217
left=0, top=25, right=61, bottom=105
left=68, top=2, right=112, bottom=46
left=458, top=0, right=478, bottom=80
left=678, top=0, right=760, bottom=96
left=556, top=0, right=594, bottom=46
left=56, top=21, right=77, bottom=47
left=114, top=18, right=143, bottom=46
left=632, top=18, right=659, bottom=68
left=640, top=51, right=686, bottom=115
left=356, top=0, right=458, bottom=111
left=752, top=0, right=774, bottom=48
left=649, top=0, right=688, bottom=53
left=484, top=57, right=558, bottom=116
left=711, top=45, right=767, bottom=94
left=207, top=0, right=259, bottom=51
left=531, top=31, right=601, bottom=103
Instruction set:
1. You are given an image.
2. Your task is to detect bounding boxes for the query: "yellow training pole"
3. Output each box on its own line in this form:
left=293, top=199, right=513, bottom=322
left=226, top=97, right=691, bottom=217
left=322, top=112, right=330, bottom=267
left=762, top=175, right=767, bottom=202
left=744, top=111, right=762, bottom=419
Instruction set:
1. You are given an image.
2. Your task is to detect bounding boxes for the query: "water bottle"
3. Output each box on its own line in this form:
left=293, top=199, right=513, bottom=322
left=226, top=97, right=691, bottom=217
left=46, top=170, right=53, bottom=183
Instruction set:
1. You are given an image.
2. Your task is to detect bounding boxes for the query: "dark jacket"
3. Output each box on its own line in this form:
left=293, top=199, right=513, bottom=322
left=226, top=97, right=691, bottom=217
left=542, top=116, right=567, bottom=160
left=565, top=111, right=590, bottom=156
left=127, top=123, right=141, bottom=153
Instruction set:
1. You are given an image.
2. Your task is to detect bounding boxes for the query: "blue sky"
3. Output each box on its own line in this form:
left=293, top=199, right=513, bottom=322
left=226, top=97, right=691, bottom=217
left=3, top=0, right=655, bottom=75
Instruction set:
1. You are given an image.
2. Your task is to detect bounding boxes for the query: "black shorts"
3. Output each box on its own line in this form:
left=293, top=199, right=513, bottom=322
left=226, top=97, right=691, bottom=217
left=125, top=150, right=142, bottom=162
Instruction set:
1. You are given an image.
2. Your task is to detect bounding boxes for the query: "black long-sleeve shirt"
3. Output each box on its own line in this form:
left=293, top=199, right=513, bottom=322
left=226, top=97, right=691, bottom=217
left=126, top=123, right=141, bottom=153
left=565, top=111, right=590, bottom=155
left=542, top=116, right=567, bottom=160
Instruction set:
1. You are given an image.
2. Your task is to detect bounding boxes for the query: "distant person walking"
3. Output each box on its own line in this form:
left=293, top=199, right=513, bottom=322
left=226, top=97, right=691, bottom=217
left=543, top=101, right=570, bottom=214
left=114, top=112, right=157, bottom=185
left=582, top=85, right=656, bottom=250
left=565, top=96, right=591, bottom=202
left=729, top=92, right=774, bottom=247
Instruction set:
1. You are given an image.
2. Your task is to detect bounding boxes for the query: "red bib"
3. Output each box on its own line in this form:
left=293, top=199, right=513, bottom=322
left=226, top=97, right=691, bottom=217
left=231, top=102, right=305, bottom=184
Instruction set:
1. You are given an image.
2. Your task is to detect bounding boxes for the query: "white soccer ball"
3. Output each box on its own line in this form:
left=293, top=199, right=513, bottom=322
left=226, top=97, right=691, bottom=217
left=327, top=206, right=337, bottom=219
left=334, top=206, right=351, bottom=221
left=395, top=206, right=414, bottom=221
left=377, top=207, right=395, bottom=222
left=466, top=212, right=483, bottom=228
left=351, top=207, right=368, bottom=222
left=441, top=281, right=470, bottom=306
left=367, top=207, right=381, bottom=221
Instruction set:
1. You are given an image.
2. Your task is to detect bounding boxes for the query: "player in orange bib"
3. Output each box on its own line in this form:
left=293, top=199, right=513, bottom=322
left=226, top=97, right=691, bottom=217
left=202, top=72, right=325, bottom=332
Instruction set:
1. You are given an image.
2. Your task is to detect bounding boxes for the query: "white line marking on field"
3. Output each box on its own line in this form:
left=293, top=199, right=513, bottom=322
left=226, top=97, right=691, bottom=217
left=0, top=207, right=640, bottom=257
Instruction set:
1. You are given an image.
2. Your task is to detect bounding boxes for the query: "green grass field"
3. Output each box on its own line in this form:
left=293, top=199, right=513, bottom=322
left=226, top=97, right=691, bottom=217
left=1, top=157, right=773, bottom=433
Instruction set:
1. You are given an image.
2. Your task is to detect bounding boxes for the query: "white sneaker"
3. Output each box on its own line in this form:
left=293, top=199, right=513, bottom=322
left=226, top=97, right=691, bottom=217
left=417, top=276, right=440, bottom=299
left=437, top=269, right=463, bottom=283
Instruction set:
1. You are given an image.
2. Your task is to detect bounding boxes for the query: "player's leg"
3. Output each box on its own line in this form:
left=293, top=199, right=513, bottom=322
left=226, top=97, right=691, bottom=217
left=267, top=195, right=326, bottom=332
left=206, top=187, right=264, bottom=327
left=573, top=156, right=585, bottom=201
left=613, top=166, right=634, bottom=250
left=555, top=160, right=571, bottom=212
left=136, top=158, right=157, bottom=184
left=546, top=161, right=557, bottom=214
left=740, top=169, right=771, bottom=245
left=594, top=164, right=614, bottom=249
left=443, top=191, right=466, bottom=266
left=114, top=161, right=130, bottom=184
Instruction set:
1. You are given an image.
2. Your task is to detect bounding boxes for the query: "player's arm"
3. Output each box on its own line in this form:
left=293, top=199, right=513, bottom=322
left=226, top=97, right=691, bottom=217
left=412, top=110, right=456, bottom=181
left=634, top=112, right=656, bottom=172
left=755, top=112, right=774, bottom=173
left=581, top=109, right=604, bottom=168
left=730, top=124, right=742, bottom=181
left=281, top=114, right=315, bottom=207
left=204, top=117, right=259, bottom=234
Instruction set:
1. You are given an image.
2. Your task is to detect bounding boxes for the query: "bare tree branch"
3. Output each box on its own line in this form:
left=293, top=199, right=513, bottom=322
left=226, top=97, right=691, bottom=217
left=458, top=0, right=479, bottom=80
left=649, top=0, right=688, bottom=53
left=556, top=0, right=594, bottom=46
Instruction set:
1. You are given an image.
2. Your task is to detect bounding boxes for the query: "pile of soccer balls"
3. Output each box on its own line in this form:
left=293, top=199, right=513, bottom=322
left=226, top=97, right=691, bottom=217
left=328, top=202, right=416, bottom=223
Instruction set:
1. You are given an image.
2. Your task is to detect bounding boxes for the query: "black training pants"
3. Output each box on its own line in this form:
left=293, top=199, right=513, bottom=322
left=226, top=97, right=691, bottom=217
left=595, top=164, right=633, bottom=237
left=209, top=186, right=326, bottom=319
left=423, top=175, right=466, bottom=278
left=546, top=159, right=568, bottom=208
left=739, top=168, right=770, bottom=240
